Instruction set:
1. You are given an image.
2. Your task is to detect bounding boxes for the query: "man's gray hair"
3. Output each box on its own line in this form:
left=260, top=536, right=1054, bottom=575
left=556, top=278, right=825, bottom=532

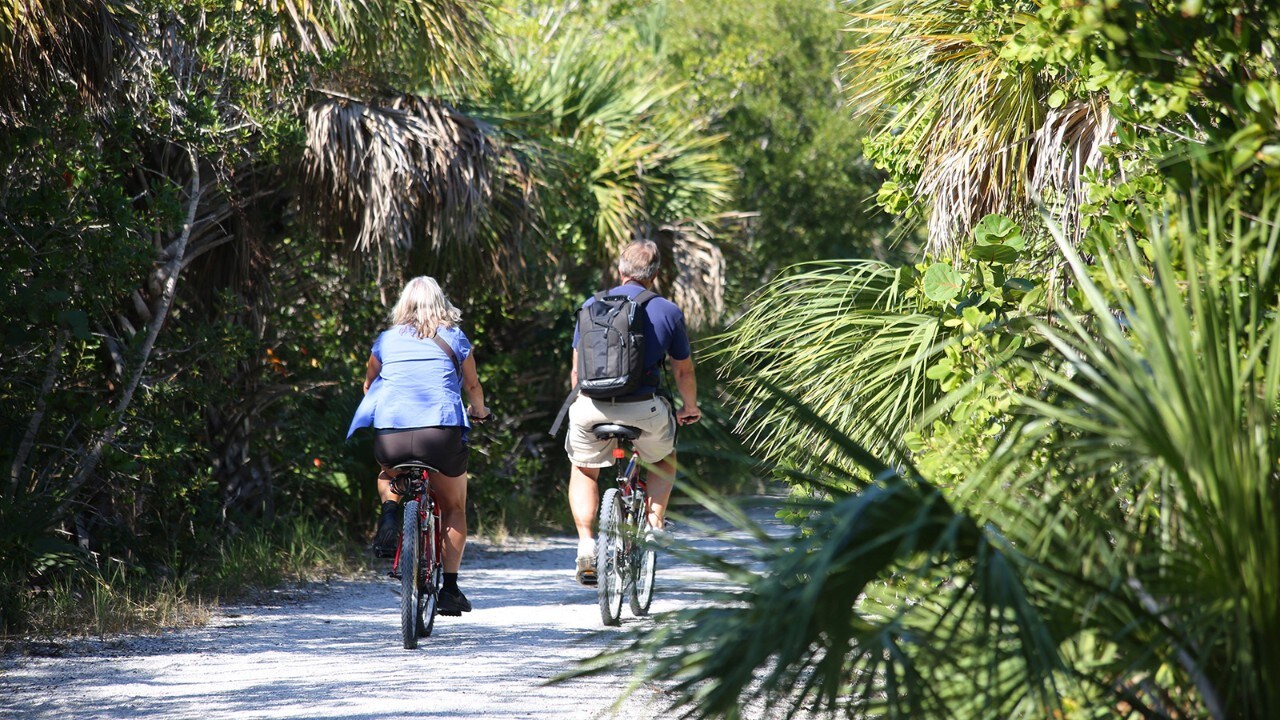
left=618, top=240, right=661, bottom=281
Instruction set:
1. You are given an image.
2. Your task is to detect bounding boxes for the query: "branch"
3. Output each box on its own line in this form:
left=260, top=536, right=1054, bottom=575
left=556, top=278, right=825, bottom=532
left=9, top=329, right=69, bottom=497
left=57, top=147, right=201, bottom=519
left=1127, top=577, right=1225, bottom=720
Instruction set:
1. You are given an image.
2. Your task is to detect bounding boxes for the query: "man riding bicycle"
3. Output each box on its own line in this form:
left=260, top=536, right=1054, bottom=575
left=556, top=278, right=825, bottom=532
left=564, top=240, right=701, bottom=586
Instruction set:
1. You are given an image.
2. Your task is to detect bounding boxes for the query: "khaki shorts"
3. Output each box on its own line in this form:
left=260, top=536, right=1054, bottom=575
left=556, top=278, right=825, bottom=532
left=565, top=395, right=677, bottom=467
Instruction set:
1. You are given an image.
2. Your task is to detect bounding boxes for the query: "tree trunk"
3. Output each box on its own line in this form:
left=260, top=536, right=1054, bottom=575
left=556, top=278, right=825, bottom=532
left=8, top=329, right=69, bottom=498
left=56, top=147, right=201, bottom=520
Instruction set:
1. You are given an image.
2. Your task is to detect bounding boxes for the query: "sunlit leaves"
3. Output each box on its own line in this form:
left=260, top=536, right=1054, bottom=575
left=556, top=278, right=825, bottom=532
left=922, top=262, right=964, bottom=302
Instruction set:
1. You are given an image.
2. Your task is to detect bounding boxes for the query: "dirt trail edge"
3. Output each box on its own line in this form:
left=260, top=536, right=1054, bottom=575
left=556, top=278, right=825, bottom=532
left=1, top=500, right=785, bottom=720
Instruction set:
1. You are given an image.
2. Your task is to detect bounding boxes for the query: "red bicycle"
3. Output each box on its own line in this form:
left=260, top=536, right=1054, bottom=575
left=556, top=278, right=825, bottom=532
left=389, top=462, right=443, bottom=650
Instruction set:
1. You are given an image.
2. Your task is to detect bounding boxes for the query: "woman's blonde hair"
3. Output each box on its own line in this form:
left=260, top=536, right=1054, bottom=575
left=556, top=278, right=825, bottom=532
left=389, top=276, right=462, bottom=338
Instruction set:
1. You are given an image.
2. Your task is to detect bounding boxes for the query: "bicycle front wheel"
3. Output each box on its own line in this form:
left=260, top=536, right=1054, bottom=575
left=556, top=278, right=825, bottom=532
left=400, top=499, right=421, bottom=650
left=597, top=488, right=625, bottom=626
left=417, top=500, right=441, bottom=638
left=629, top=502, right=657, bottom=616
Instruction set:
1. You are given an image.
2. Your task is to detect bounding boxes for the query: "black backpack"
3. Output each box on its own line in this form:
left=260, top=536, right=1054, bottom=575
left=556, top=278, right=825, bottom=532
left=575, top=289, right=657, bottom=399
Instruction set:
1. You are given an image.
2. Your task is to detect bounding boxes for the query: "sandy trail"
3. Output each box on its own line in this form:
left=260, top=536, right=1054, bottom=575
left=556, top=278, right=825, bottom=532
left=1, top=502, right=783, bottom=719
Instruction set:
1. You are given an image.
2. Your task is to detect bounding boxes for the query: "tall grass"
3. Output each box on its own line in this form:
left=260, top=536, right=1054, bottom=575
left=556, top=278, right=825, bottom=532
left=12, top=516, right=367, bottom=637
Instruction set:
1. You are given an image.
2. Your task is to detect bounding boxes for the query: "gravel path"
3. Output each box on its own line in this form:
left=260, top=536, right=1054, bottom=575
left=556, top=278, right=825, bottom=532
left=1, top=502, right=783, bottom=719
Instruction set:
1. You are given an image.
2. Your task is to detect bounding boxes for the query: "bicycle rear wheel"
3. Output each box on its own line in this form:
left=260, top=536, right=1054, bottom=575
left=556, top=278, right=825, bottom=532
left=400, top=500, right=421, bottom=650
left=629, top=500, right=657, bottom=616
left=417, top=500, right=441, bottom=638
left=597, top=488, right=624, bottom=626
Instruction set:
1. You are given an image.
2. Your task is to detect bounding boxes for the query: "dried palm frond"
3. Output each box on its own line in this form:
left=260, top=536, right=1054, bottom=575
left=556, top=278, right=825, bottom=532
left=655, top=219, right=726, bottom=331
left=1027, top=99, right=1116, bottom=238
left=301, top=93, right=536, bottom=289
left=239, top=0, right=491, bottom=89
left=0, top=0, right=137, bottom=120
left=846, top=1, right=1040, bottom=256
left=846, top=2, right=1119, bottom=257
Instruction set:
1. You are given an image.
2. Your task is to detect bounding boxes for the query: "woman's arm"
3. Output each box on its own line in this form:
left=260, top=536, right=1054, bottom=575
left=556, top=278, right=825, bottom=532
left=460, top=353, right=488, bottom=418
left=363, top=354, right=381, bottom=394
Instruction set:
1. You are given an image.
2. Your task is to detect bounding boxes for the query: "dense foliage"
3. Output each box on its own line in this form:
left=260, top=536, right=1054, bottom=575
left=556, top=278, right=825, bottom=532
left=606, top=1, right=1280, bottom=718
left=0, top=0, right=750, bottom=632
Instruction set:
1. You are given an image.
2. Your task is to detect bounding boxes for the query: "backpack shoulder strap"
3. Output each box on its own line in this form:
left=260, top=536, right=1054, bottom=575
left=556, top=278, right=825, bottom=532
left=548, top=383, right=580, bottom=437
left=430, top=334, right=461, bottom=376
left=633, top=289, right=658, bottom=305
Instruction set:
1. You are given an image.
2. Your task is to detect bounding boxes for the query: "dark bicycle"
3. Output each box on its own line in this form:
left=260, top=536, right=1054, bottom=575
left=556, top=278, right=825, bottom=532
left=389, top=462, right=444, bottom=650
left=593, top=423, right=658, bottom=626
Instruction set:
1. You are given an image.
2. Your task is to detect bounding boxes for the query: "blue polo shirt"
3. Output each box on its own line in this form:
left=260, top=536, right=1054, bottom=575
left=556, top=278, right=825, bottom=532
left=573, top=283, right=691, bottom=395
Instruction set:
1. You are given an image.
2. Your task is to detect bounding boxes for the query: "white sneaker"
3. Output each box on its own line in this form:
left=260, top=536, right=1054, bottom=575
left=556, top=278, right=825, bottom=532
left=575, top=555, right=597, bottom=586
left=644, top=526, right=668, bottom=545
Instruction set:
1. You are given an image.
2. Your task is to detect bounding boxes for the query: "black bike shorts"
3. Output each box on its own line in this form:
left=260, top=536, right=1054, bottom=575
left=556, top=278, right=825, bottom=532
left=373, top=426, right=468, bottom=477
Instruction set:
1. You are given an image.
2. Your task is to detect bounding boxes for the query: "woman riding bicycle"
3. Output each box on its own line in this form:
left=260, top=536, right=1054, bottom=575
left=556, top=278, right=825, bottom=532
left=347, top=276, right=490, bottom=615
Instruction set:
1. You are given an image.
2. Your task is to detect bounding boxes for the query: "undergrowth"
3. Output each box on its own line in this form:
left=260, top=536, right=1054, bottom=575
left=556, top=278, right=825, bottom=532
left=7, top=516, right=369, bottom=638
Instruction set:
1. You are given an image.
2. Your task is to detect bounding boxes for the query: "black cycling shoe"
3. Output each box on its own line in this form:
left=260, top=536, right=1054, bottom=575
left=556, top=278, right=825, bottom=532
left=372, top=501, right=399, bottom=558
left=437, top=587, right=472, bottom=616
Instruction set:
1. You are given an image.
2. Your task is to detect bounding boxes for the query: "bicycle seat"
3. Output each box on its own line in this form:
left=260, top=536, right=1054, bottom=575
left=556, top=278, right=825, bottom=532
left=592, top=423, right=642, bottom=441
left=392, top=461, right=438, bottom=473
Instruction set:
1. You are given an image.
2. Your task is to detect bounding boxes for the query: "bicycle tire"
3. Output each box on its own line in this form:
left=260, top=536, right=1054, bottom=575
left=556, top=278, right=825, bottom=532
left=629, top=500, right=657, bottom=616
left=417, top=500, right=441, bottom=638
left=400, top=499, right=421, bottom=650
left=597, top=487, right=625, bottom=626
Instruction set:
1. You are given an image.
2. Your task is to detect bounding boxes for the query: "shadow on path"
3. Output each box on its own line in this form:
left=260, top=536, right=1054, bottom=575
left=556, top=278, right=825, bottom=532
left=0, top=499, right=791, bottom=720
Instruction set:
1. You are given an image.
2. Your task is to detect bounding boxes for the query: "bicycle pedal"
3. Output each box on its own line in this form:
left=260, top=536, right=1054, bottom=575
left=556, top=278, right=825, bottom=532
left=437, top=608, right=462, bottom=617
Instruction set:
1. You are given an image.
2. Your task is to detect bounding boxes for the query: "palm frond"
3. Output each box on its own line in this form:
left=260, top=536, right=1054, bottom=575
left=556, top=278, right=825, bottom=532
left=485, top=20, right=733, bottom=246
left=924, top=188, right=1280, bottom=719
left=711, top=260, right=945, bottom=471
left=1027, top=100, right=1117, bottom=241
left=655, top=219, right=725, bottom=331
left=0, top=0, right=137, bottom=120
left=300, top=93, right=536, bottom=289
left=570, top=386, right=1068, bottom=720
left=242, top=0, right=492, bottom=89
left=844, top=1, right=1113, bottom=254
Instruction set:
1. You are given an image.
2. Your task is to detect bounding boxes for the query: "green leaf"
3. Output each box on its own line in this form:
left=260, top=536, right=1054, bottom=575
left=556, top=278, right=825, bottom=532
left=971, top=243, right=1021, bottom=263
left=923, top=263, right=964, bottom=303
left=971, top=214, right=1024, bottom=263
left=925, top=357, right=954, bottom=380
left=1047, top=89, right=1066, bottom=109
left=973, top=214, right=1023, bottom=247
left=58, top=310, right=91, bottom=340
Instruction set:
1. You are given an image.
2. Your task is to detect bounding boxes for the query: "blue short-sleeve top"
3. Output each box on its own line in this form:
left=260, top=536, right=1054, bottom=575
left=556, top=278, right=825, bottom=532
left=346, top=325, right=472, bottom=438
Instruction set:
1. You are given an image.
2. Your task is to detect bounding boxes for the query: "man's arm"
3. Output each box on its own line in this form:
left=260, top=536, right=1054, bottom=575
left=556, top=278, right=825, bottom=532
left=670, top=356, right=700, bottom=424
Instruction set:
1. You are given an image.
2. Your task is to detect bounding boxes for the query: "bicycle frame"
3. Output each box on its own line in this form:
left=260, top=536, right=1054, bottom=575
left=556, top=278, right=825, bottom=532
left=596, top=435, right=659, bottom=625
left=389, top=465, right=444, bottom=649
left=390, top=471, right=441, bottom=576
left=612, top=444, right=647, bottom=507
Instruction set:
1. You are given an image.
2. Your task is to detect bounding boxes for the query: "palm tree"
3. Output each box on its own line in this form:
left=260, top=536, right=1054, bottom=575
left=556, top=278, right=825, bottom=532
left=589, top=189, right=1280, bottom=720
left=845, top=0, right=1114, bottom=255
left=478, top=17, right=734, bottom=316
left=300, top=93, right=536, bottom=293
left=0, top=0, right=136, bottom=119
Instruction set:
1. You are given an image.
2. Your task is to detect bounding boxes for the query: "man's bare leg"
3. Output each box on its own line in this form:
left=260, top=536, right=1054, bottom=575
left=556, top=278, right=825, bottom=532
left=569, top=464, right=601, bottom=584
left=645, top=453, right=676, bottom=533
